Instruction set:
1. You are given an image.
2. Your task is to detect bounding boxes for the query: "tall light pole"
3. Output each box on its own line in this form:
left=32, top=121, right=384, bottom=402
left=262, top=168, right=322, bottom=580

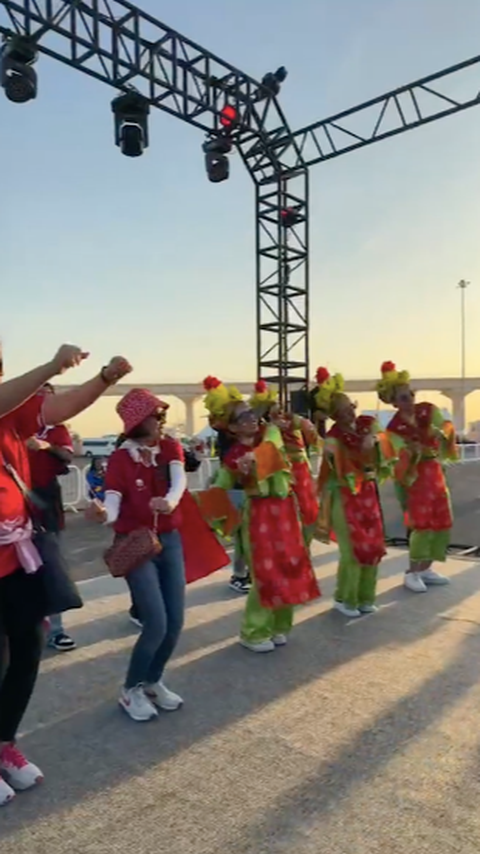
left=458, top=279, right=470, bottom=434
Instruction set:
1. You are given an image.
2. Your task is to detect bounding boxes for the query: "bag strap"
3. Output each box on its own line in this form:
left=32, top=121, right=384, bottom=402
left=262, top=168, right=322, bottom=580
left=0, top=450, right=47, bottom=510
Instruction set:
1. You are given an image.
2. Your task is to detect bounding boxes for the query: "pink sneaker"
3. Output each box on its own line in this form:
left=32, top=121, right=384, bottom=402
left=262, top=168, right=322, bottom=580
left=0, top=773, right=15, bottom=806
left=0, top=744, right=44, bottom=791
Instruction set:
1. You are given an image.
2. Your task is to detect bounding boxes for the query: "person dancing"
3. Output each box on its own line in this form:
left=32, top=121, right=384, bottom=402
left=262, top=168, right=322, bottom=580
left=249, top=380, right=321, bottom=544
left=377, top=360, right=457, bottom=593
left=86, top=388, right=230, bottom=721
left=316, top=368, right=391, bottom=618
left=203, top=377, right=320, bottom=653
left=0, top=343, right=132, bottom=806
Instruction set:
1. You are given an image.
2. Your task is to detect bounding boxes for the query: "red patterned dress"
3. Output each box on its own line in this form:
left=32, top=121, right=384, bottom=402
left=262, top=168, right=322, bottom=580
left=215, top=424, right=320, bottom=644
left=386, top=403, right=457, bottom=563
left=280, top=415, right=320, bottom=540
left=317, top=417, right=390, bottom=610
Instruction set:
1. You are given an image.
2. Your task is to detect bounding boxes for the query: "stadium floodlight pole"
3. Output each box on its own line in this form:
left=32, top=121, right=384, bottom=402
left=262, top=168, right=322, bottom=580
left=457, top=279, right=470, bottom=434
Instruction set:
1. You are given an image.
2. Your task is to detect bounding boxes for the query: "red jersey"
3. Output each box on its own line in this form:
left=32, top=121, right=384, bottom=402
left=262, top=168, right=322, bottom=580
left=0, top=395, right=44, bottom=578
left=28, top=424, right=73, bottom=489
left=105, top=438, right=185, bottom=535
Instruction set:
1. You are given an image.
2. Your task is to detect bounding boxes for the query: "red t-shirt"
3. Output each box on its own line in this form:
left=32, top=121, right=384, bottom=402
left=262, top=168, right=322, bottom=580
left=28, top=424, right=73, bottom=489
left=104, top=438, right=185, bottom=535
left=0, top=395, right=44, bottom=579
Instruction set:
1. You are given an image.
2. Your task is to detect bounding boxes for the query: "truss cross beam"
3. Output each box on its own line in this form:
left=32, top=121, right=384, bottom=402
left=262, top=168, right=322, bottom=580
left=0, top=0, right=304, bottom=181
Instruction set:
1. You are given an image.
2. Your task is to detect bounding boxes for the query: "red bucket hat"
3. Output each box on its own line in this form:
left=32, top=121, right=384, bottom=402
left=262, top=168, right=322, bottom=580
left=116, top=388, right=169, bottom=435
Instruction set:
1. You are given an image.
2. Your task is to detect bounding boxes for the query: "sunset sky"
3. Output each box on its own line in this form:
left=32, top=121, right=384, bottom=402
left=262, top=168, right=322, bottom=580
left=2, top=0, right=480, bottom=436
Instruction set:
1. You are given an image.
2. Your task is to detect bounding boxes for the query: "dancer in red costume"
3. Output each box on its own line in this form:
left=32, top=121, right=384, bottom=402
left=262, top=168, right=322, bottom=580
left=202, top=377, right=320, bottom=653
left=377, top=361, right=457, bottom=593
left=249, top=381, right=321, bottom=542
left=86, top=388, right=229, bottom=721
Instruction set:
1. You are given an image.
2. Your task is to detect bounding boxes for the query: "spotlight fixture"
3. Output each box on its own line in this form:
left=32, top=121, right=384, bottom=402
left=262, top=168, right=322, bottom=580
left=0, top=36, right=38, bottom=103
left=111, top=91, right=150, bottom=157
left=256, top=66, right=288, bottom=101
left=280, top=206, right=302, bottom=228
left=203, top=134, right=233, bottom=183
left=219, top=103, right=239, bottom=131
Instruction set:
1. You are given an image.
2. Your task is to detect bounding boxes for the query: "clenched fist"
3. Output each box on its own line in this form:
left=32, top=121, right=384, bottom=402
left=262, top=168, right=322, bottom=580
left=51, top=344, right=89, bottom=375
left=102, top=356, right=132, bottom=385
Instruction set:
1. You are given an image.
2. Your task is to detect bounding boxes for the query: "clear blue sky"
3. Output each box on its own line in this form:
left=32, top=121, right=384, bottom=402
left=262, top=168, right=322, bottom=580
left=2, top=0, right=480, bottom=434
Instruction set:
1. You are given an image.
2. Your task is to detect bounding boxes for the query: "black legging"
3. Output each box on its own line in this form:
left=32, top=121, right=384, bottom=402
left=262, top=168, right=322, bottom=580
left=0, top=568, right=45, bottom=743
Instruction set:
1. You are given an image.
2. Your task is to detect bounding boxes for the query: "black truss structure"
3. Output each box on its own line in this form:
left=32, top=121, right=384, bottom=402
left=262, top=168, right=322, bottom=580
left=245, top=54, right=480, bottom=178
left=256, top=170, right=309, bottom=399
left=1, top=0, right=480, bottom=406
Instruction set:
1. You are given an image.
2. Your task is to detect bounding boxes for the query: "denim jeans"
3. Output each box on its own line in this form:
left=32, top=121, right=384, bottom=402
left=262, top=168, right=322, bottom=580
left=124, top=530, right=186, bottom=689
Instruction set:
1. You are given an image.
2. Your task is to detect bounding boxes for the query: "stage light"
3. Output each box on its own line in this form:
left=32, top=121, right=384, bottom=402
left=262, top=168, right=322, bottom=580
left=280, top=206, right=302, bottom=228
left=0, top=36, right=38, bottom=103
left=257, top=66, right=288, bottom=100
left=203, top=135, right=233, bottom=183
left=111, top=91, right=150, bottom=157
left=220, top=104, right=239, bottom=131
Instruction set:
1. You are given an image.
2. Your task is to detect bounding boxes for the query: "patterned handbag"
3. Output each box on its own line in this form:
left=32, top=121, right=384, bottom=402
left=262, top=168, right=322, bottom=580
left=104, top=514, right=162, bottom=578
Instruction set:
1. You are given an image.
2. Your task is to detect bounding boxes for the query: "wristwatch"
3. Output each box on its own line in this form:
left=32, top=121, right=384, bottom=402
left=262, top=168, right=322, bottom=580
left=100, top=366, right=115, bottom=386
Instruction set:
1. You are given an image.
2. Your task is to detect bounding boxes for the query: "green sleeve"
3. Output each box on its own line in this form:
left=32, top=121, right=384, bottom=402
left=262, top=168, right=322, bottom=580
left=430, top=406, right=457, bottom=463
left=213, top=466, right=236, bottom=490
left=256, top=423, right=291, bottom=498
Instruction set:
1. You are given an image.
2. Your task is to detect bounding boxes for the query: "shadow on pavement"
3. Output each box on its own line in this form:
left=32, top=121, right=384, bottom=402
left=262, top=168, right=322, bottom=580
left=1, top=558, right=479, bottom=838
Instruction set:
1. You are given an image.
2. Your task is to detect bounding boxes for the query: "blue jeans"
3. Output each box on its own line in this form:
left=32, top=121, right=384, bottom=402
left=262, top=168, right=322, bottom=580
left=124, top=530, right=186, bottom=689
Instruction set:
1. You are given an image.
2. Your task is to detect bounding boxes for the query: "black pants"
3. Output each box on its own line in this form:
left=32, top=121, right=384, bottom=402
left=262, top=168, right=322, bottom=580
left=0, top=568, right=45, bottom=743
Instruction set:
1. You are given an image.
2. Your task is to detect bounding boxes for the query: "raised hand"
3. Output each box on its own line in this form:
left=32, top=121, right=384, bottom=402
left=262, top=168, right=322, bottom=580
left=51, top=344, right=89, bottom=375
left=102, top=356, right=132, bottom=384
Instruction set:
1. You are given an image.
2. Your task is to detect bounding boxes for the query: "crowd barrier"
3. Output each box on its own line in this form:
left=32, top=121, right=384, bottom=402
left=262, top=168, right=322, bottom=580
left=60, top=445, right=480, bottom=513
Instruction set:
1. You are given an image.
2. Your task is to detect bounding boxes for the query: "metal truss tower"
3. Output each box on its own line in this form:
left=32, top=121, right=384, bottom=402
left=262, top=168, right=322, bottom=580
left=1, top=1, right=480, bottom=406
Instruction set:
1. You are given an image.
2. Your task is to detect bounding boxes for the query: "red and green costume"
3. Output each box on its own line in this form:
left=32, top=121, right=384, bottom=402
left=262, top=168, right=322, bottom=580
left=280, top=414, right=320, bottom=542
left=214, top=423, right=320, bottom=643
left=317, top=416, right=392, bottom=610
left=385, top=403, right=457, bottom=563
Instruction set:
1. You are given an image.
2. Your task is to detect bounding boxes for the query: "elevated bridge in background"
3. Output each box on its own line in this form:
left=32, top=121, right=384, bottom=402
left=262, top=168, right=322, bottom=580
left=57, top=377, right=480, bottom=436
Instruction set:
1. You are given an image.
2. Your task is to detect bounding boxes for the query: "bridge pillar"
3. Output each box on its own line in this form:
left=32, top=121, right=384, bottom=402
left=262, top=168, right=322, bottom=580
left=178, top=395, right=200, bottom=436
left=442, top=390, right=466, bottom=434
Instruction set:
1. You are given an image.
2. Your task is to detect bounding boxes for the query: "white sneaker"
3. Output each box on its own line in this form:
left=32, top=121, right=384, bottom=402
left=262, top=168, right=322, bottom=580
left=0, top=774, right=15, bottom=806
left=0, top=744, right=44, bottom=791
left=421, top=569, right=450, bottom=586
left=334, top=601, right=361, bottom=618
left=359, top=604, right=378, bottom=614
left=118, top=686, right=159, bottom=721
left=272, top=633, right=288, bottom=646
left=404, top=572, right=427, bottom=593
left=240, top=638, right=275, bottom=653
left=144, top=681, right=183, bottom=711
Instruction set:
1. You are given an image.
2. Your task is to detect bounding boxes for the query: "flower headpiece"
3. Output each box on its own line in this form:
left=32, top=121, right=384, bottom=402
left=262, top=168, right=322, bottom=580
left=249, top=380, right=278, bottom=415
left=311, top=367, right=345, bottom=417
left=202, top=376, right=244, bottom=429
left=376, top=361, right=410, bottom=404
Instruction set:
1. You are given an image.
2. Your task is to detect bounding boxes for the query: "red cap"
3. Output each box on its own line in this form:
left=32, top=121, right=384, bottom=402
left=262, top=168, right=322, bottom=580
left=116, top=388, right=169, bottom=435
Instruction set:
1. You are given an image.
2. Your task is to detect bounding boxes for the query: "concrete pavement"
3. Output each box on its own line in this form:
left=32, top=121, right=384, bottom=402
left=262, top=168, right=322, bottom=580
left=2, top=526, right=480, bottom=853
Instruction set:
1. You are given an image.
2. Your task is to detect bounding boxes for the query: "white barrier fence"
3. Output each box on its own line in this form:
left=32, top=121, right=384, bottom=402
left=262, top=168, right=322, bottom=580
left=60, top=445, right=480, bottom=512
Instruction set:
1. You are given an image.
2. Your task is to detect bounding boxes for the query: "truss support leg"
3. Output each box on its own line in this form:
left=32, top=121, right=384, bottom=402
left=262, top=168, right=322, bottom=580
left=255, top=169, right=310, bottom=409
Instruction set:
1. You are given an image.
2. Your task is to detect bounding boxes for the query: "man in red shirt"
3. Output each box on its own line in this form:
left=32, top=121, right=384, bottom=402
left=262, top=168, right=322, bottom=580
left=0, top=342, right=132, bottom=808
left=27, top=385, right=75, bottom=652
